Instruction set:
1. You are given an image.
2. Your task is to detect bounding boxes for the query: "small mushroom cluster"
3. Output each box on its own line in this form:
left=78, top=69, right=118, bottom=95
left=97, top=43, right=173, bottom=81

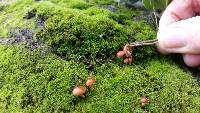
left=117, top=39, right=158, bottom=64
left=72, top=78, right=96, bottom=97
left=72, top=78, right=151, bottom=108
left=117, top=44, right=133, bottom=64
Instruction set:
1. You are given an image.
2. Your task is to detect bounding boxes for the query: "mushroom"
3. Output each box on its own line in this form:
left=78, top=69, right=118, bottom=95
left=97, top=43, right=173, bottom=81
left=72, top=86, right=85, bottom=97
left=140, top=96, right=150, bottom=107
left=86, top=79, right=96, bottom=87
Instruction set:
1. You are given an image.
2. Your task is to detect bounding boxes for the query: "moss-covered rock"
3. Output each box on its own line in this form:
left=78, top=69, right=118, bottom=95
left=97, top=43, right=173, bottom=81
left=75, top=61, right=200, bottom=112
left=0, top=0, right=199, bottom=112
left=0, top=45, right=199, bottom=113
left=0, top=45, right=89, bottom=112
left=36, top=12, right=128, bottom=63
left=0, top=0, right=155, bottom=63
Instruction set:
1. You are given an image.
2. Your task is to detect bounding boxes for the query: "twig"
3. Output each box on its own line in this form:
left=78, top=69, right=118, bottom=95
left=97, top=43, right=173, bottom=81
left=129, top=39, right=158, bottom=47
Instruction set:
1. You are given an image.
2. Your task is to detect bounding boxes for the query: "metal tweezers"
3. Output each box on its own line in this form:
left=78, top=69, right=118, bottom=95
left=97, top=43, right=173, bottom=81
left=129, top=39, right=158, bottom=47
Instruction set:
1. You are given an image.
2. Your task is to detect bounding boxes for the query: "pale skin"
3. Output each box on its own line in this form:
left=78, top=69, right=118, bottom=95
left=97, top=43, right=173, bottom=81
left=157, top=0, right=200, bottom=67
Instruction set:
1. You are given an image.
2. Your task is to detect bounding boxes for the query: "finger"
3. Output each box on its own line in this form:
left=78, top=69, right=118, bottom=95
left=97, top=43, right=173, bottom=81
left=183, top=54, right=200, bottom=67
left=156, top=43, right=169, bottom=54
left=157, top=16, right=200, bottom=54
left=159, top=0, right=200, bottom=30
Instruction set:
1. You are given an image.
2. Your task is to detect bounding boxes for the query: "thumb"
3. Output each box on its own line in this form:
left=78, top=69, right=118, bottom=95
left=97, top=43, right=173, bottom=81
left=157, top=16, right=200, bottom=54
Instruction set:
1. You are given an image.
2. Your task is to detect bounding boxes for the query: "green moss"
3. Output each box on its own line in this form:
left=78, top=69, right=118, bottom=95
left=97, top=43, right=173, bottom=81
left=0, top=0, right=155, bottom=62
left=84, top=7, right=112, bottom=17
left=46, top=0, right=91, bottom=9
left=35, top=12, right=128, bottom=64
left=0, top=45, right=199, bottom=113
left=0, top=45, right=89, bottom=112
left=111, top=8, right=139, bottom=24
left=0, top=4, right=6, bottom=12
left=34, top=3, right=155, bottom=64
left=0, top=0, right=200, bottom=112
left=87, top=0, right=113, bottom=5
left=0, top=0, right=36, bottom=37
left=0, top=0, right=86, bottom=37
left=74, top=60, right=200, bottom=113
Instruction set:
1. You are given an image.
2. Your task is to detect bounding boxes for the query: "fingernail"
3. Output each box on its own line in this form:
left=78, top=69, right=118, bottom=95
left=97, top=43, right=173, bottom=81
left=158, top=28, right=187, bottom=49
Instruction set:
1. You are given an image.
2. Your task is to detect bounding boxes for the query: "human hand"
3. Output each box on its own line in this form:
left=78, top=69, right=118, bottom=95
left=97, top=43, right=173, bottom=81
left=157, top=0, right=200, bottom=67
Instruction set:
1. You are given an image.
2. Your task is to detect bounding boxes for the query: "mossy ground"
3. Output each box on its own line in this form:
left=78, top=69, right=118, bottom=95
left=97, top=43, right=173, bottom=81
left=0, top=0, right=200, bottom=112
